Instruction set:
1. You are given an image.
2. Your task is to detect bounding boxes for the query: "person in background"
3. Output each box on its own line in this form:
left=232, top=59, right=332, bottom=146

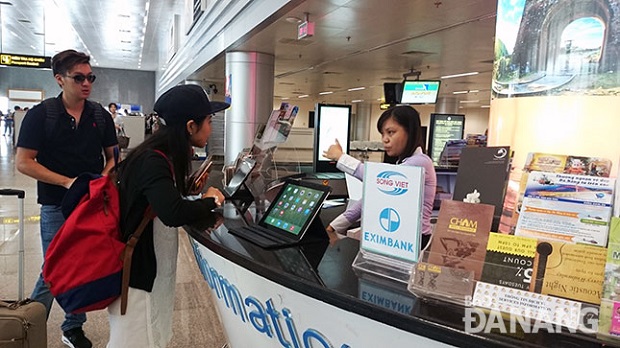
left=4, top=105, right=19, bottom=136
left=15, top=49, right=118, bottom=348
left=108, top=102, right=124, bottom=135
left=322, top=105, right=437, bottom=249
left=107, top=84, right=229, bottom=347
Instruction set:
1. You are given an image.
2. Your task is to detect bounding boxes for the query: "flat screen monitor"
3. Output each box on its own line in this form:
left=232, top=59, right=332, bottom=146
left=400, top=80, right=441, bottom=104
left=313, top=104, right=352, bottom=173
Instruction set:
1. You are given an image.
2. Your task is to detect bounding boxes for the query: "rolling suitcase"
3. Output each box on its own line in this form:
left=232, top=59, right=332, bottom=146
left=0, top=189, right=47, bottom=348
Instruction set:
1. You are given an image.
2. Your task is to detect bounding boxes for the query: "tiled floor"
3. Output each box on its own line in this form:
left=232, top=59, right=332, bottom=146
left=0, top=134, right=227, bottom=347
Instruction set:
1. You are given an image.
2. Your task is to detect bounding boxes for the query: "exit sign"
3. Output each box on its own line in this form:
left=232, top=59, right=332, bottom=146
left=297, top=21, right=315, bottom=40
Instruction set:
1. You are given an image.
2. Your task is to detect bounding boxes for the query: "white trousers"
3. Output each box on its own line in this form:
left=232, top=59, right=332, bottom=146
left=107, top=218, right=179, bottom=348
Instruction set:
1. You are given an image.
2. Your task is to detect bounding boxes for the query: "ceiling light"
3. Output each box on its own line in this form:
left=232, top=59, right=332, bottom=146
left=452, top=90, right=468, bottom=94
left=319, top=91, right=333, bottom=95
left=347, top=87, right=365, bottom=91
left=459, top=100, right=479, bottom=104
left=469, top=89, right=479, bottom=93
left=285, top=16, right=303, bottom=23
left=441, top=71, right=479, bottom=79
left=281, top=97, right=290, bottom=100
left=481, top=105, right=490, bottom=108
left=351, top=100, right=364, bottom=103
left=298, top=94, right=309, bottom=98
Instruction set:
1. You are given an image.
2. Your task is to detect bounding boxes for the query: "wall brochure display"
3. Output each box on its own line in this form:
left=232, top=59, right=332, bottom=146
left=313, top=104, right=352, bottom=173
left=427, top=113, right=465, bottom=165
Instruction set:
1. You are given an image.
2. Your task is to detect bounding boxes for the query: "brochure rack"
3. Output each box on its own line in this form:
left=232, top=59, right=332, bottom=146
left=407, top=250, right=601, bottom=334
left=352, top=249, right=415, bottom=284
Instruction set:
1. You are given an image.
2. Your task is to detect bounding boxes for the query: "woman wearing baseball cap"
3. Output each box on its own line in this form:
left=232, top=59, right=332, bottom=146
left=107, top=84, right=229, bottom=347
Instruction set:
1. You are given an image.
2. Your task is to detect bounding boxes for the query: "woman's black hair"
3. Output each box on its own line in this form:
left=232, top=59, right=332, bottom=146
left=108, top=103, right=117, bottom=109
left=376, top=105, right=424, bottom=161
left=120, top=115, right=207, bottom=195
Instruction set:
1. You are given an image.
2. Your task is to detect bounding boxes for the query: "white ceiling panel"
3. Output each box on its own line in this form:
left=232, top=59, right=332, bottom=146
left=1, top=0, right=498, bottom=106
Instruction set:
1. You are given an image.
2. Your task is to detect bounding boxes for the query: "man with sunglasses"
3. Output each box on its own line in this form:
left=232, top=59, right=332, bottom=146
left=15, top=49, right=118, bottom=348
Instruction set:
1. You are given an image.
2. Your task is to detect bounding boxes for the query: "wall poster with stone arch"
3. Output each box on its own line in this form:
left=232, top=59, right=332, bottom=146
left=493, top=0, right=620, bottom=97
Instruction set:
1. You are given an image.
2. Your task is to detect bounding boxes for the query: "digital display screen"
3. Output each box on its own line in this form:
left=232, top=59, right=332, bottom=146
left=317, top=105, right=350, bottom=161
left=400, top=80, right=441, bottom=104
left=262, top=183, right=326, bottom=236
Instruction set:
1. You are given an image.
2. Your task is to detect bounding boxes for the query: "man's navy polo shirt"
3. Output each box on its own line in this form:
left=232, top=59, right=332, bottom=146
left=16, top=95, right=118, bottom=205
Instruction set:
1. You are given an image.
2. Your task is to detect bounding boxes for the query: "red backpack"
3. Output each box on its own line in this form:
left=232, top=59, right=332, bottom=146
left=42, top=151, right=167, bottom=315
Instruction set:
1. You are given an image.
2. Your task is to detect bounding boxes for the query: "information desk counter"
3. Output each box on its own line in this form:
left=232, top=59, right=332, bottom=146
left=185, top=203, right=610, bottom=347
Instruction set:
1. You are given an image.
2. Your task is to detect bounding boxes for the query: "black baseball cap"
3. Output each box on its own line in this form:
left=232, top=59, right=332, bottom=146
left=153, top=84, right=230, bottom=126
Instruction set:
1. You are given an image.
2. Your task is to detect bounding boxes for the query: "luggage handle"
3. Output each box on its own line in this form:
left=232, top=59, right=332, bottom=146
left=0, top=189, right=25, bottom=198
left=0, top=189, right=26, bottom=300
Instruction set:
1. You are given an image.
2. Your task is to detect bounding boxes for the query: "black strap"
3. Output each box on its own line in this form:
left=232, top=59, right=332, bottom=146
left=43, top=99, right=60, bottom=141
left=43, top=98, right=106, bottom=141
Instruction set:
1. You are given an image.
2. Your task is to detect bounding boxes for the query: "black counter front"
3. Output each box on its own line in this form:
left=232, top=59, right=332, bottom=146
left=182, top=198, right=614, bottom=348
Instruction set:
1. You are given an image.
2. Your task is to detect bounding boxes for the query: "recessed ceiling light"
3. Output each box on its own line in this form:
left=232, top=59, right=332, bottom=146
left=319, top=91, right=333, bottom=95
left=281, top=97, right=290, bottom=100
left=441, top=71, right=479, bottom=79
left=351, top=100, right=364, bottom=103
left=285, top=16, right=303, bottom=23
left=452, top=90, right=468, bottom=94
left=298, top=95, right=309, bottom=98
left=459, top=100, right=479, bottom=104
left=347, top=87, right=365, bottom=91
left=481, top=105, right=490, bottom=108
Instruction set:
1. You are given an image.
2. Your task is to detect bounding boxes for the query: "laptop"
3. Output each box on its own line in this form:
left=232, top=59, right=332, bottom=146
left=223, top=157, right=257, bottom=199
left=228, top=179, right=332, bottom=248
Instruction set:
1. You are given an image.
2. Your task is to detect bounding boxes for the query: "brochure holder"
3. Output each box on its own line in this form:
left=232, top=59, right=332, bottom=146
left=407, top=250, right=600, bottom=333
left=352, top=249, right=415, bottom=284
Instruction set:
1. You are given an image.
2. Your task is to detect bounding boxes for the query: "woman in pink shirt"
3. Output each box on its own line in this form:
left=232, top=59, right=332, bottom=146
left=323, top=105, right=437, bottom=249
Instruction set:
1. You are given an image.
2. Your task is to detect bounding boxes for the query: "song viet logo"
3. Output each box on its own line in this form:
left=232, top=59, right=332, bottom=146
left=375, top=171, right=409, bottom=195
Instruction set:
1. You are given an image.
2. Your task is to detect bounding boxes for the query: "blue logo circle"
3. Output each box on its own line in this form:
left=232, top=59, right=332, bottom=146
left=379, top=208, right=400, bottom=232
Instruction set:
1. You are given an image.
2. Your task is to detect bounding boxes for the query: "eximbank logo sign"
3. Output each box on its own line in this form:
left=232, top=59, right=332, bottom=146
left=375, top=171, right=409, bottom=195
left=191, top=243, right=351, bottom=348
left=379, top=208, right=400, bottom=232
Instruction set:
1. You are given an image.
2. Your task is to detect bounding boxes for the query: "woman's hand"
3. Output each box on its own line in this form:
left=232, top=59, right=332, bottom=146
left=322, top=139, right=343, bottom=161
left=203, top=187, right=225, bottom=207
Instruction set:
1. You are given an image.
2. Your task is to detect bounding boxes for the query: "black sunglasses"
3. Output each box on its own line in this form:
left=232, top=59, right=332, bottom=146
left=66, top=74, right=96, bottom=84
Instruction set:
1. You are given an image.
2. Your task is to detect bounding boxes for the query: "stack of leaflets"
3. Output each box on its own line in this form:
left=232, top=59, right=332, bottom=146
left=254, top=102, right=299, bottom=150
left=599, top=217, right=620, bottom=339
left=515, top=171, right=615, bottom=246
left=510, top=153, right=612, bottom=232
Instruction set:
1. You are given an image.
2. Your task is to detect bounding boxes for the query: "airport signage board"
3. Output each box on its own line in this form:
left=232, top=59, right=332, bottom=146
left=0, top=53, right=52, bottom=69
